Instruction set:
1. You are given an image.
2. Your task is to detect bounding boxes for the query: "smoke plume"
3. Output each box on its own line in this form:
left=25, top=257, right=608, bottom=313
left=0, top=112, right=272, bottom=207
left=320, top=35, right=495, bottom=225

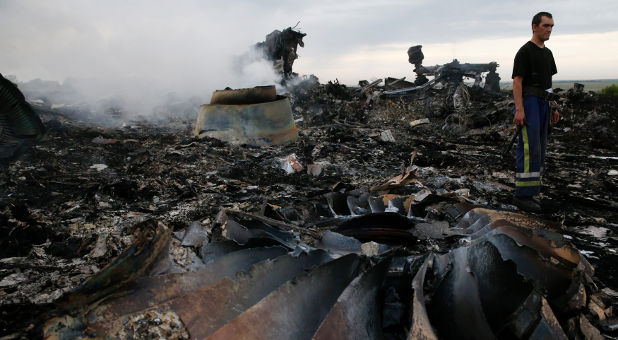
left=0, top=1, right=284, bottom=122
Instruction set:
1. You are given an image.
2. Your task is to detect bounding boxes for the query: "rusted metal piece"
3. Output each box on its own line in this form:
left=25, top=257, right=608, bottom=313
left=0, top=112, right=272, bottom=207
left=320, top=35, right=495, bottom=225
left=85, top=246, right=288, bottom=327
left=171, top=249, right=332, bottom=339
left=533, top=297, right=569, bottom=339
left=313, top=257, right=391, bottom=340
left=43, top=314, right=86, bottom=340
left=45, top=246, right=289, bottom=338
left=408, top=255, right=438, bottom=340
left=44, top=206, right=600, bottom=339
left=55, top=220, right=172, bottom=313
left=408, top=208, right=595, bottom=338
left=194, top=87, right=298, bottom=146
left=458, top=208, right=593, bottom=299
left=207, top=254, right=361, bottom=340
left=210, top=85, right=276, bottom=105
left=457, top=207, right=563, bottom=233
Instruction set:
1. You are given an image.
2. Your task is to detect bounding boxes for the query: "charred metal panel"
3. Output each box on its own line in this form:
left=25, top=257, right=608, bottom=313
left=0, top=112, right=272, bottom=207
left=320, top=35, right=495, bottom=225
left=195, top=88, right=298, bottom=146
left=313, top=257, right=391, bottom=340
left=170, top=249, right=332, bottom=338
left=332, top=212, right=417, bottom=245
left=206, top=254, right=361, bottom=340
left=428, top=247, right=497, bottom=340
left=220, top=210, right=298, bottom=248
left=85, top=246, right=288, bottom=327
left=408, top=208, right=595, bottom=338
left=0, top=73, right=46, bottom=165
left=210, top=85, right=277, bottom=105
left=408, top=255, right=438, bottom=340
left=56, top=220, right=171, bottom=313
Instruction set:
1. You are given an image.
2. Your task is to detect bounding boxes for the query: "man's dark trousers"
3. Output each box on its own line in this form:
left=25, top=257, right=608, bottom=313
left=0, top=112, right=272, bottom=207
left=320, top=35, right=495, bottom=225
left=514, top=94, right=549, bottom=197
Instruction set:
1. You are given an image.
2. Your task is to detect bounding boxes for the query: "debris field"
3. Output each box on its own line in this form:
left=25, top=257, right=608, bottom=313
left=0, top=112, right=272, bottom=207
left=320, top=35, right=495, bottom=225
left=1, top=77, right=617, bottom=339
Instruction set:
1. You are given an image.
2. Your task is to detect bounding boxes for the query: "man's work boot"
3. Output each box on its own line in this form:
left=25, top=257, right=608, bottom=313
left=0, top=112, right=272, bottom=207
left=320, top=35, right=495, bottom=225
left=513, top=196, right=542, bottom=213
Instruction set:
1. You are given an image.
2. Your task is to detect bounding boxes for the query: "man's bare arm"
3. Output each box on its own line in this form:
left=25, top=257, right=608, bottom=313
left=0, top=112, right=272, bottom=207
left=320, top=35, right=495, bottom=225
left=513, top=76, right=525, bottom=126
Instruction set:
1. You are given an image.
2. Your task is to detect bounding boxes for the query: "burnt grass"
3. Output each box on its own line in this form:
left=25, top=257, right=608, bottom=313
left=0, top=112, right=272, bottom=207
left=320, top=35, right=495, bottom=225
left=1, top=84, right=617, bottom=337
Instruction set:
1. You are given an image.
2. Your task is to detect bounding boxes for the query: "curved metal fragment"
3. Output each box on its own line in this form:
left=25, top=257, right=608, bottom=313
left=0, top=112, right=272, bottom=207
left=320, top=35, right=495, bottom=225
left=459, top=208, right=593, bottom=300
left=317, top=230, right=363, bottom=254
left=457, top=208, right=562, bottom=233
left=44, top=205, right=601, bottom=340
left=326, top=192, right=352, bottom=216
left=200, top=240, right=247, bottom=264
left=408, top=254, right=438, bottom=340
left=464, top=240, right=534, bottom=330
left=210, top=85, right=277, bottom=105
left=221, top=210, right=297, bottom=248
left=502, top=292, right=569, bottom=339
left=45, top=246, right=289, bottom=338
left=409, top=208, right=595, bottom=339
left=56, top=220, right=171, bottom=313
left=180, top=221, right=209, bottom=247
left=85, top=246, right=288, bottom=326
left=206, top=254, right=361, bottom=340
left=346, top=192, right=370, bottom=215
left=169, top=249, right=333, bottom=339
left=487, top=233, right=573, bottom=299
left=428, top=247, right=497, bottom=340
left=0, top=74, right=45, bottom=137
left=332, top=212, right=417, bottom=245
left=194, top=93, right=298, bottom=146
left=313, top=257, right=391, bottom=340
left=461, top=208, right=591, bottom=272
left=0, top=73, right=46, bottom=164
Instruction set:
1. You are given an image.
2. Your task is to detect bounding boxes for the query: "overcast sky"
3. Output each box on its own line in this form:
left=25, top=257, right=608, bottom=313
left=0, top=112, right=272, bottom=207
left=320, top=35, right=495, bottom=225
left=2, top=0, right=617, bottom=106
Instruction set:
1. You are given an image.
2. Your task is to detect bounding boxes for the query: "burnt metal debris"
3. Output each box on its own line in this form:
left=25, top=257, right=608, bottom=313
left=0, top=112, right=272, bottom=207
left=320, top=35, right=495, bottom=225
left=195, top=86, right=299, bottom=146
left=405, top=44, right=501, bottom=93
left=0, top=73, right=46, bottom=168
left=378, top=45, right=504, bottom=113
left=1, top=68, right=617, bottom=339
left=255, top=25, right=307, bottom=79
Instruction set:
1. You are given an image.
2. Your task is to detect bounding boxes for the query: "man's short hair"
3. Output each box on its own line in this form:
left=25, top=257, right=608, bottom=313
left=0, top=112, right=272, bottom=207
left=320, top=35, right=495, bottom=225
left=532, top=12, right=552, bottom=26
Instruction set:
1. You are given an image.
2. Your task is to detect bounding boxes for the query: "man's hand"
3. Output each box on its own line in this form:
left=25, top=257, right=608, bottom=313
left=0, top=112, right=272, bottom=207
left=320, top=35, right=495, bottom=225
left=551, top=109, right=561, bottom=124
left=512, top=76, right=525, bottom=126
left=513, top=108, right=526, bottom=126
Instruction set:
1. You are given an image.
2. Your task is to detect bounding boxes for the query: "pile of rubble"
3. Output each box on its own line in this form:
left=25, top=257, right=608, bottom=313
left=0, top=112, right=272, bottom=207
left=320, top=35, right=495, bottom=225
left=1, top=77, right=617, bottom=339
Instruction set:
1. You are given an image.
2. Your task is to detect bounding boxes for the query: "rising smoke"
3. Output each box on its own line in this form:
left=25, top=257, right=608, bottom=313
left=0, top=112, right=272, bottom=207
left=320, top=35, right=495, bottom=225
left=0, top=1, right=283, bottom=123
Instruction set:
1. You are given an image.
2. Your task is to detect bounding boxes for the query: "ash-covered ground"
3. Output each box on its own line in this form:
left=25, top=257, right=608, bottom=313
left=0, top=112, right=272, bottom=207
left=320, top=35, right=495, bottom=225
left=1, top=78, right=617, bottom=338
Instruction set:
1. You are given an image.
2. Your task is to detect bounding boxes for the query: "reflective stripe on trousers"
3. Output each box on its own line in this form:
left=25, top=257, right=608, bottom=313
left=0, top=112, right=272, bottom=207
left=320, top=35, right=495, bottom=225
left=514, top=95, right=549, bottom=197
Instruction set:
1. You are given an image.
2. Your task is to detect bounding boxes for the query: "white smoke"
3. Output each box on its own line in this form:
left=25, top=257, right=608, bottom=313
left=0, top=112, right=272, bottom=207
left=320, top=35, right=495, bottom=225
left=0, top=1, right=285, bottom=122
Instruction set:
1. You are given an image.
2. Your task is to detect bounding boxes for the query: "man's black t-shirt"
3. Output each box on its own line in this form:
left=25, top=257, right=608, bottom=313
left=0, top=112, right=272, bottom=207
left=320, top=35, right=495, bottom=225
left=512, top=41, right=557, bottom=90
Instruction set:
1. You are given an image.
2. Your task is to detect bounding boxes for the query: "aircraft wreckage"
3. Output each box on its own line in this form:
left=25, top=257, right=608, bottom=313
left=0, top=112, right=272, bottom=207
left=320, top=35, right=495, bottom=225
left=1, top=32, right=617, bottom=339
left=255, top=25, right=306, bottom=79
left=42, top=165, right=606, bottom=339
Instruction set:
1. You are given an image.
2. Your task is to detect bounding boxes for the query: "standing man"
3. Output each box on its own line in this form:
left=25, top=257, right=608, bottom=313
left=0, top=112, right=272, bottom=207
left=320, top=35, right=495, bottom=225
left=512, top=12, right=561, bottom=212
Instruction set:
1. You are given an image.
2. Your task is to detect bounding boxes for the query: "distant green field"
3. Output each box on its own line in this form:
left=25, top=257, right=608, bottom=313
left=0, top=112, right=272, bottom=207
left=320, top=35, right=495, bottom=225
left=501, top=79, right=618, bottom=92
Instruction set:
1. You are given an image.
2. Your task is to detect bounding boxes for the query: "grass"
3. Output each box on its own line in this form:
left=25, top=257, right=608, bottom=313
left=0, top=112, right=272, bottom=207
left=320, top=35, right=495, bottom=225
left=500, top=79, right=618, bottom=92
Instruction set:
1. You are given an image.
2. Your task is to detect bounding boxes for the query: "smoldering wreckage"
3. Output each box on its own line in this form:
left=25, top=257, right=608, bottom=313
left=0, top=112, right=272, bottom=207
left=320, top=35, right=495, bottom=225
left=1, top=28, right=617, bottom=340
